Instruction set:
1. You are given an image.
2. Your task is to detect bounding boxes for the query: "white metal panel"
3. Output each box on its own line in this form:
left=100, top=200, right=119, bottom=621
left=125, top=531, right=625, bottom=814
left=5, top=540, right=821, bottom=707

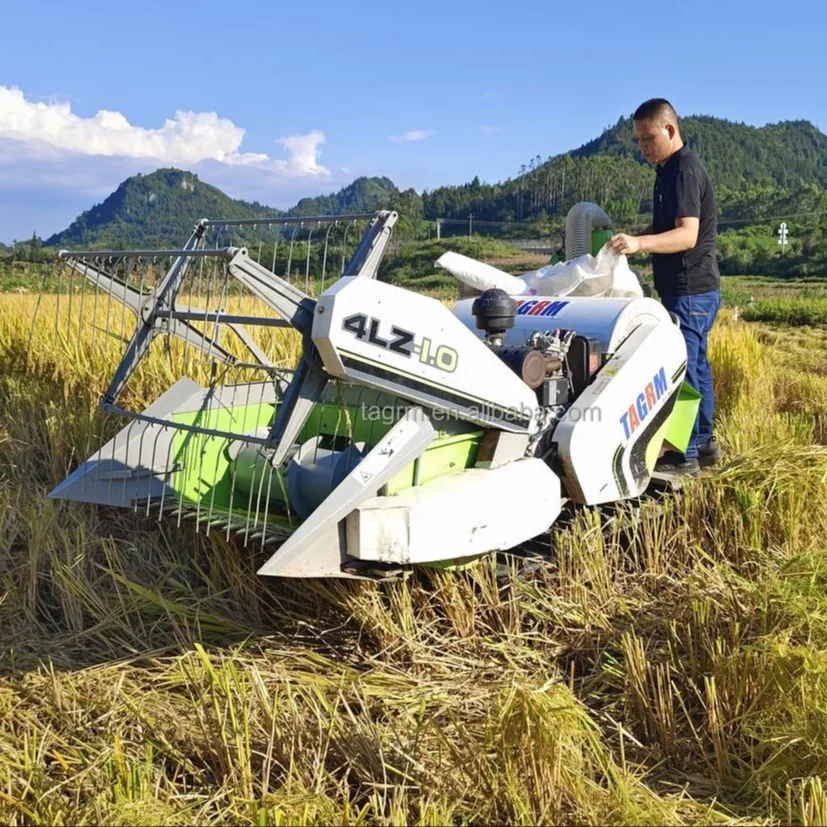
left=553, top=320, right=686, bottom=504
left=347, top=458, right=561, bottom=564
left=312, top=277, right=541, bottom=432
left=451, top=296, right=673, bottom=352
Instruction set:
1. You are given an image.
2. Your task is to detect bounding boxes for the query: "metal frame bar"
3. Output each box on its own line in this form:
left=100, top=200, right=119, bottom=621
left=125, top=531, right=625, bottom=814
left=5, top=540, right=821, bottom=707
left=50, top=211, right=399, bottom=450
left=58, top=248, right=233, bottom=259
left=203, top=213, right=377, bottom=227
left=342, top=210, right=397, bottom=278
left=158, top=310, right=292, bottom=328
left=101, top=401, right=273, bottom=445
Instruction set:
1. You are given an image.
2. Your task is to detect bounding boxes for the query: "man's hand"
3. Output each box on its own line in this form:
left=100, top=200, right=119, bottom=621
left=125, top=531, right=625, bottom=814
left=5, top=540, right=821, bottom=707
left=608, top=233, right=641, bottom=256
left=607, top=218, right=700, bottom=257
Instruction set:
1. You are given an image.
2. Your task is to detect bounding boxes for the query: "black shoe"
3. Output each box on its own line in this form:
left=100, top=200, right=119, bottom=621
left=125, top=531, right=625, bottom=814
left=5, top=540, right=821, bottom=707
left=698, top=439, right=723, bottom=468
left=653, top=451, right=701, bottom=481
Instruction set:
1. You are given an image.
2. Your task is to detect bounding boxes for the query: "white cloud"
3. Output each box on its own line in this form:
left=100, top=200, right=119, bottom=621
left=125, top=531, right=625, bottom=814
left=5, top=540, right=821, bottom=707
left=0, top=152, right=353, bottom=242
left=388, top=129, right=435, bottom=143
left=0, top=85, right=329, bottom=177
left=273, top=130, right=328, bottom=175
left=481, top=125, right=504, bottom=136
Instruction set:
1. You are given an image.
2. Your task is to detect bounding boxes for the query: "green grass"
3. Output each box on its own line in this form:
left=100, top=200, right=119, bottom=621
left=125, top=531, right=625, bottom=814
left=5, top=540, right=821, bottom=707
left=741, top=298, right=827, bottom=325
left=0, top=261, right=49, bottom=292
left=720, top=275, right=827, bottom=327
left=721, top=275, right=827, bottom=306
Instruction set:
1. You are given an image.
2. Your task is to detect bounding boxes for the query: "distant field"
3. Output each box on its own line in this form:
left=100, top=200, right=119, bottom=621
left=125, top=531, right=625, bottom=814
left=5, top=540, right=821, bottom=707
left=0, top=261, right=46, bottom=292
left=718, top=276, right=827, bottom=325
left=3, top=253, right=827, bottom=336
left=721, top=274, right=827, bottom=302
left=6, top=249, right=827, bottom=299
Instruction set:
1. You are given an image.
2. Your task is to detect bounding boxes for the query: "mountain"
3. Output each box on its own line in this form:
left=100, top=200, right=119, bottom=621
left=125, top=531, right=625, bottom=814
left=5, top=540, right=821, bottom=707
left=42, top=116, right=827, bottom=250
left=571, top=116, right=827, bottom=191
left=287, top=176, right=398, bottom=217
left=46, top=169, right=283, bottom=249
left=45, top=170, right=402, bottom=249
left=421, top=117, right=827, bottom=226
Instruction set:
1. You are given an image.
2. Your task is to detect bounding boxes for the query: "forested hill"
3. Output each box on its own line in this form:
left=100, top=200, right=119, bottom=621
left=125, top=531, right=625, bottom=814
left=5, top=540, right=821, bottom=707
left=421, top=117, right=827, bottom=226
left=45, top=170, right=417, bottom=249
left=46, top=169, right=284, bottom=249
left=39, top=115, right=827, bottom=250
left=571, top=116, right=827, bottom=191
left=287, top=176, right=398, bottom=216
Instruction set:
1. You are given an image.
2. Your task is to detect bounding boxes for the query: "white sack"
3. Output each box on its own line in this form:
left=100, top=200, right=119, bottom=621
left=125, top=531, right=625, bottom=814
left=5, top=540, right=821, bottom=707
left=519, top=245, right=643, bottom=299
left=436, top=245, right=643, bottom=299
left=435, top=251, right=527, bottom=294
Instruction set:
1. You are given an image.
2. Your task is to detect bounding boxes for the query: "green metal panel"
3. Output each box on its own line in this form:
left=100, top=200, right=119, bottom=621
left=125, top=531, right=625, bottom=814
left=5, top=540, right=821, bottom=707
left=664, top=381, right=702, bottom=454
left=171, top=401, right=275, bottom=509
left=384, top=430, right=483, bottom=494
left=167, top=398, right=484, bottom=523
left=298, top=397, right=396, bottom=445
left=591, top=228, right=613, bottom=255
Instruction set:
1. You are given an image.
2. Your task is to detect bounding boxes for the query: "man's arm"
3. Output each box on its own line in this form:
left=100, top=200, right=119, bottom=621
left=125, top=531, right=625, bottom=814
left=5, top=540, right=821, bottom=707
left=609, top=217, right=699, bottom=256
left=607, top=168, right=701, bottom=256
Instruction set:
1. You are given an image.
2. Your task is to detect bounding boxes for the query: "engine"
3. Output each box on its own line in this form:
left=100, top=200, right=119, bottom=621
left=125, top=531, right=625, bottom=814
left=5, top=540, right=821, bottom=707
left=462, top=287, right=691, bottom=505
left=470, top=287, right=601, bottom=419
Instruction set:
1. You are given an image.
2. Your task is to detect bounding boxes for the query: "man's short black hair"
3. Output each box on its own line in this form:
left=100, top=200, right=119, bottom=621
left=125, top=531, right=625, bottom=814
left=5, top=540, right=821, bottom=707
left=633, top=98, right=680, bottom=127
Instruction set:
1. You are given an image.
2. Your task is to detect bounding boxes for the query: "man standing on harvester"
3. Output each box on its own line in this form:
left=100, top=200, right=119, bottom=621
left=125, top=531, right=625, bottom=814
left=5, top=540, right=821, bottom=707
left=608, top=97, right=722, bottom=479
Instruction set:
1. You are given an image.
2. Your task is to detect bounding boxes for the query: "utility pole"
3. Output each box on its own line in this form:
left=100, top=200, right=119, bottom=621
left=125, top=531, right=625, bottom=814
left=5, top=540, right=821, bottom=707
left=468, top=213, right=473, bottom=238
left=778, top=222, right=788, bottom=255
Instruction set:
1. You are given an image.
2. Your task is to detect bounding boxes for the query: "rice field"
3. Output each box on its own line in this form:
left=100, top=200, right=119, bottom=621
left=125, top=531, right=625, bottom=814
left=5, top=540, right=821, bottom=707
left=1, top=278, right=827, bottom=825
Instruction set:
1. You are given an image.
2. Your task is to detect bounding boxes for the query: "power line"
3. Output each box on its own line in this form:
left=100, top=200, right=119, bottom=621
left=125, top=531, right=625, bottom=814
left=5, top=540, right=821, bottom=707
left=434, top=209, right=827, bottom=235
left=716, top=210, right=827, bottom=226
left=436, top=217, right=535, bottom=228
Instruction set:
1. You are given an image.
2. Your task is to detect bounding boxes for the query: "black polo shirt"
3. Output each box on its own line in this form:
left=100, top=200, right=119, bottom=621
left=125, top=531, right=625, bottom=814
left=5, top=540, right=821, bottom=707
left=652, top=145, right=720, bottom=297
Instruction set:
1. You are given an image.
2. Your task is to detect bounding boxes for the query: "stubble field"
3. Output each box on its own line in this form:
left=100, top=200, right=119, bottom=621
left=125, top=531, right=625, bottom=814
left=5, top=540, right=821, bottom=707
left=1, top=278, right=826, bottom=825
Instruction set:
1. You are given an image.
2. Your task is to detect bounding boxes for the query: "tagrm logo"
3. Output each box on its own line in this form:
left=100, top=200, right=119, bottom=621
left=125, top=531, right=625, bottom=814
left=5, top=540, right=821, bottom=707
left=514, top=299, right=570, bottom=318
left=619, top=367, right=668, bottom=439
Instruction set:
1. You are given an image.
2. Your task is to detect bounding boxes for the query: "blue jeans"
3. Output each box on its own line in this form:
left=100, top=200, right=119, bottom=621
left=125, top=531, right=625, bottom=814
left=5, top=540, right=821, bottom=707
left=661, top=290, right=720, bottom=460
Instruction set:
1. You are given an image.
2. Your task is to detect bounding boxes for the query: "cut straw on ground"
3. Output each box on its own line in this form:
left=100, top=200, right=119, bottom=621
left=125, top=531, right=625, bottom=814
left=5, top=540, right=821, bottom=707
left=1, top=293, right=826, bottom=825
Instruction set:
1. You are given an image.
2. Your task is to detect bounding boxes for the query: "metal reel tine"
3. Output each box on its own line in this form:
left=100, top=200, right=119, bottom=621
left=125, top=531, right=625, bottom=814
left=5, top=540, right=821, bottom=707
left=321, top=221, right=335, bottom=293
left=304, top=224, right=314, bottom=295
left=270, top=227, right=281, bottom=273
left=287, top=224, right=299, bottom=282
left=41, top=213, right=407, bottom=572
left=340, top=220, right=353, bottom=274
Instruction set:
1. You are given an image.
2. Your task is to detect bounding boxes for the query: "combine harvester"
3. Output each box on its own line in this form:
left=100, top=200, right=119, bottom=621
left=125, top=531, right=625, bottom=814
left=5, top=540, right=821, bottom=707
left=35, top=206, right=699, bottom=580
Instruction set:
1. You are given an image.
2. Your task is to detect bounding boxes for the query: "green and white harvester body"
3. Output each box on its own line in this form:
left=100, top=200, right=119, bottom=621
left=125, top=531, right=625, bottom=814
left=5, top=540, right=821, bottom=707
left=38, top=207, right=699, bottom=580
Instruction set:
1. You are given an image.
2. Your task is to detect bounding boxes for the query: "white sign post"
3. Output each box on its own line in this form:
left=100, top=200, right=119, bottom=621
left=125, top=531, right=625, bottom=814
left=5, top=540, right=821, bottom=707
left=778, top=222, right=789, bottom=254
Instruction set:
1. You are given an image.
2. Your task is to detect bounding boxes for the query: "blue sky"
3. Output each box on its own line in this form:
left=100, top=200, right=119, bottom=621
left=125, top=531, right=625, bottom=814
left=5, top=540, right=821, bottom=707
left=0, top=0, right=824, bottom=242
